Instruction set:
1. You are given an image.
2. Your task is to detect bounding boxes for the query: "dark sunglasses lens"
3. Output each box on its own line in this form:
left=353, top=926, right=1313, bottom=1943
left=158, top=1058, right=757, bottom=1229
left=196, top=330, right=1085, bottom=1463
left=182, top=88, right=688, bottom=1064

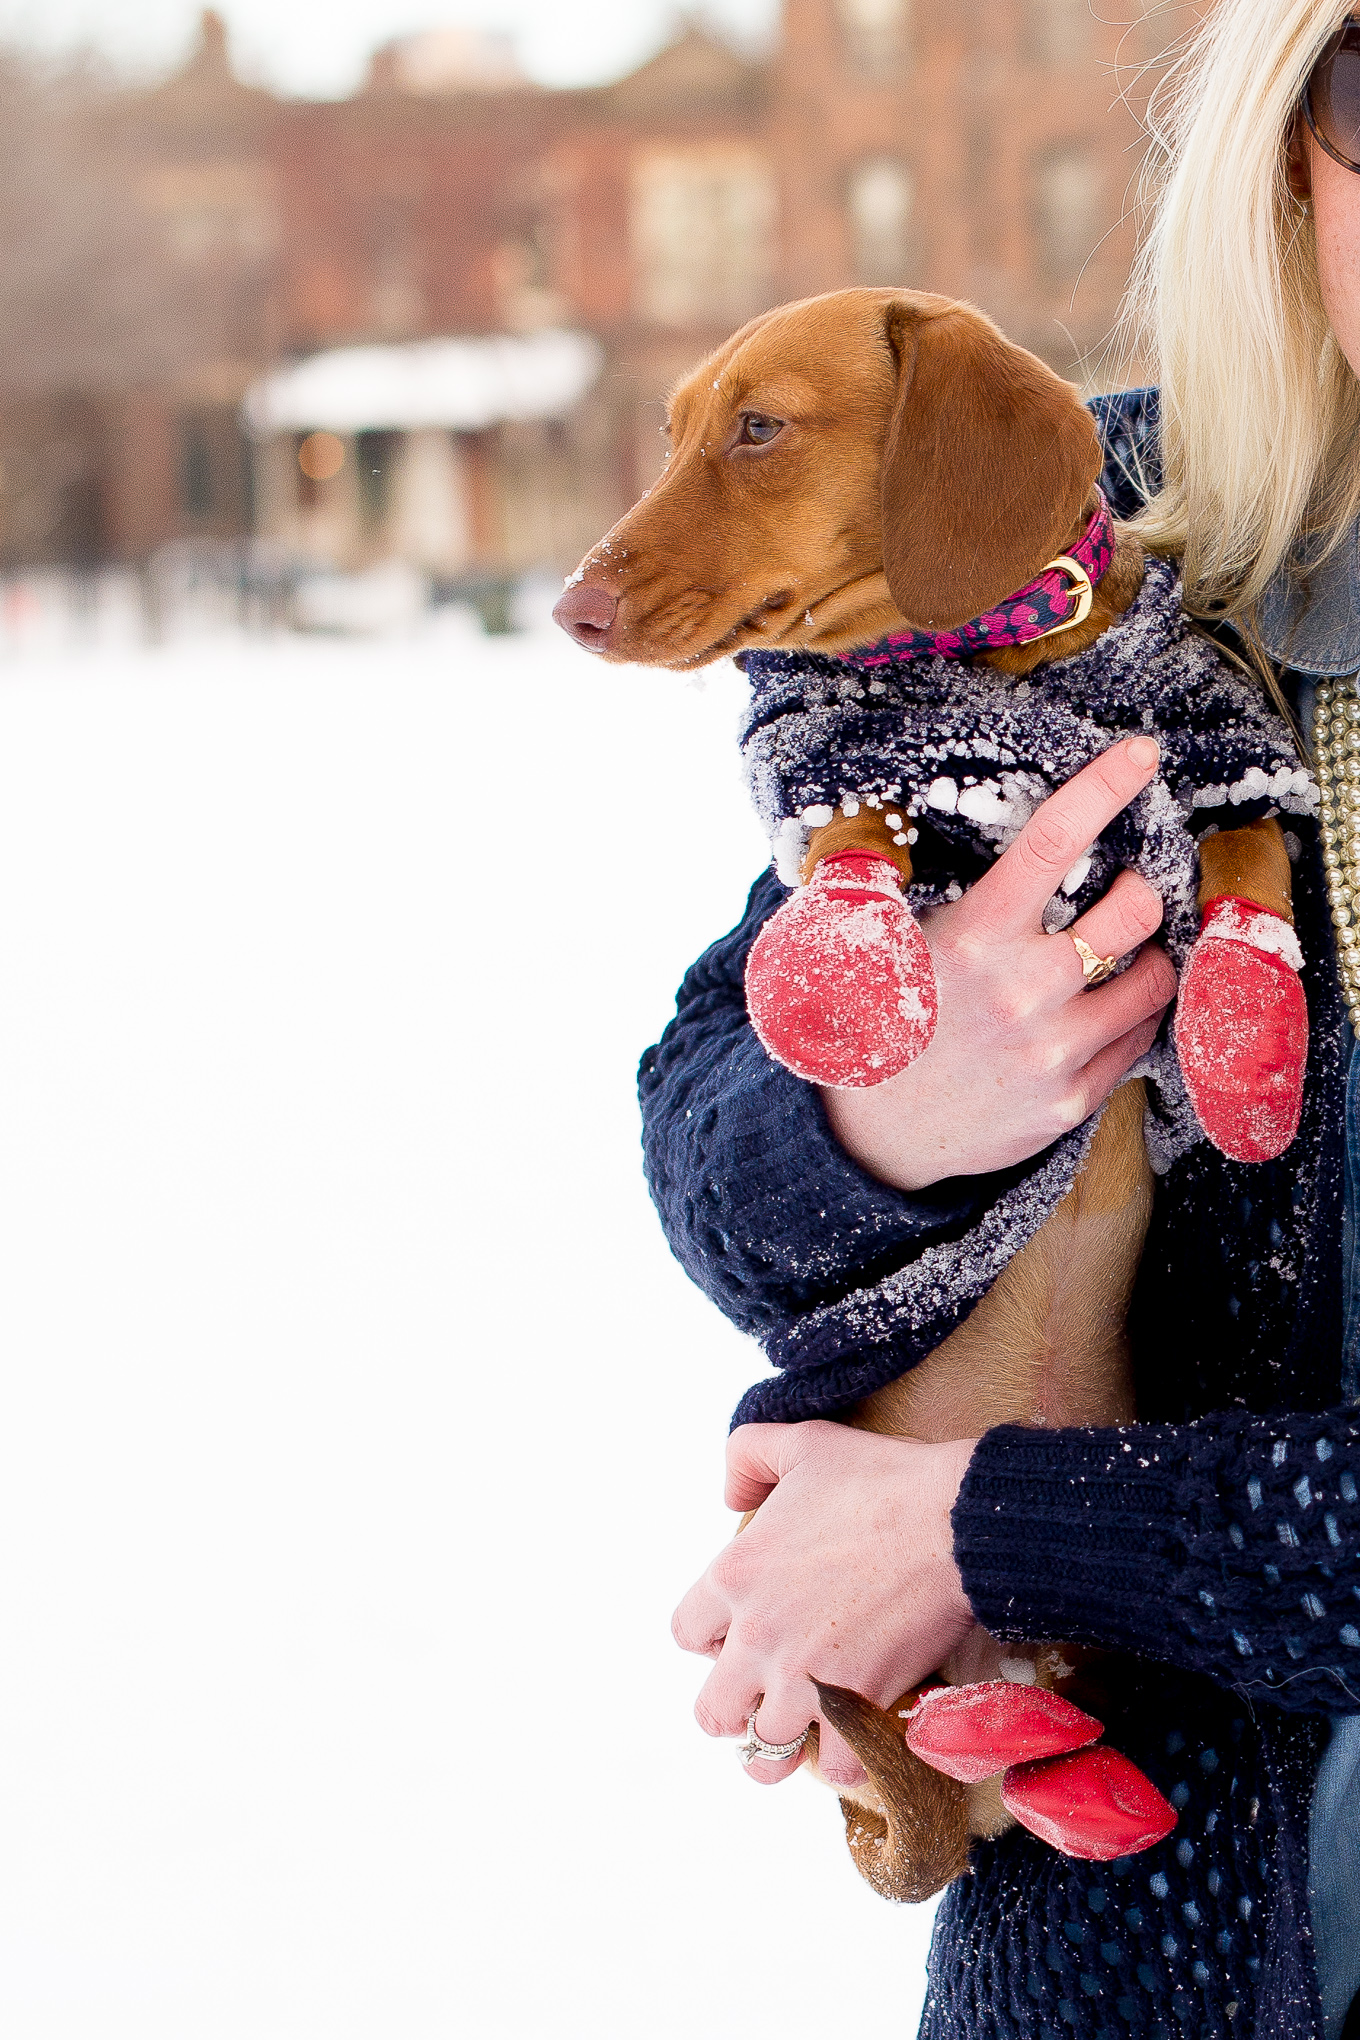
left=1313, top=40, right=1360, bottom=167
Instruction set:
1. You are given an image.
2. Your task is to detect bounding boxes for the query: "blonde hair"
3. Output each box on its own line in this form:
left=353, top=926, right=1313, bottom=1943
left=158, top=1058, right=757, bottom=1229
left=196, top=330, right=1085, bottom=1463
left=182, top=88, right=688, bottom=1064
left=1126, top=0, right=1360, bottom=625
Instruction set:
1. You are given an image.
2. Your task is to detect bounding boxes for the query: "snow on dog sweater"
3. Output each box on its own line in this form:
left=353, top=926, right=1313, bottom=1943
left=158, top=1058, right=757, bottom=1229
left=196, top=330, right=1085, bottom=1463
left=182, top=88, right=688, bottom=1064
left=730, top=555, right=1330, bottom=1427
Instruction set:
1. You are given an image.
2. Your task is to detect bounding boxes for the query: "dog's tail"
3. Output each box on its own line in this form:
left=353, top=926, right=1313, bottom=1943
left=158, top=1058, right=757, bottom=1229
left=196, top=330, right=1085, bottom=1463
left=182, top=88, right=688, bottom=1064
left=813, top=1680, right=970, bottom=1904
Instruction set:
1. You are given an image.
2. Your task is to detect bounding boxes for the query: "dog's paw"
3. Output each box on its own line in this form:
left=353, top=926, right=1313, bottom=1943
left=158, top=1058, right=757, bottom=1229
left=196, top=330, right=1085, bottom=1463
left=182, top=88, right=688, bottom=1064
left=744, top=852, right=937, bottom=1086
left=999, top=1745, right=1177, bottom=1860
left=1175, top=896, right=1308, bottom=1164
left=904, top=1680, right=1101, bottom=1784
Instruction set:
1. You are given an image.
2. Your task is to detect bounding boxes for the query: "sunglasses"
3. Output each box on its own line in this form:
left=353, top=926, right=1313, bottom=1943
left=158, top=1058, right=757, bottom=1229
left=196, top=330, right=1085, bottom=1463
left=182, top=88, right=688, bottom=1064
left=1305, top=17, right=1360, bottom=173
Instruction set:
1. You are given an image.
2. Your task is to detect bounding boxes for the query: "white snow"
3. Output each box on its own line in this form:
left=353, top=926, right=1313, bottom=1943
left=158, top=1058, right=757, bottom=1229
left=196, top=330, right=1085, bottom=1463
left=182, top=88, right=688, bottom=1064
left=955, top=782, right=1007, bottom=825
left=243, top=330, right=604, bottom=436
left=0, top=598, right=936, bottom=2038
left=1060, top=849, right=1094, bottom=897
left=1201, top=897, right=1306, bottom=970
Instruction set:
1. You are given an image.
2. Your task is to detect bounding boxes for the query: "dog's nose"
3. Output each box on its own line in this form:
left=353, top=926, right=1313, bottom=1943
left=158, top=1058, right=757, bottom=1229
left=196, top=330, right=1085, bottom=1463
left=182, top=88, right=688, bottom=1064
left=553, top=582, right=618, bottom=651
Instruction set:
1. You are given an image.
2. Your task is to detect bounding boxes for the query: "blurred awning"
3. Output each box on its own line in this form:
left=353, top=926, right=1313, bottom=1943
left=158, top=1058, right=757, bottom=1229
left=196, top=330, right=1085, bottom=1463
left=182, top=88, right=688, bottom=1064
left=242, top=330, right=604, bottom=436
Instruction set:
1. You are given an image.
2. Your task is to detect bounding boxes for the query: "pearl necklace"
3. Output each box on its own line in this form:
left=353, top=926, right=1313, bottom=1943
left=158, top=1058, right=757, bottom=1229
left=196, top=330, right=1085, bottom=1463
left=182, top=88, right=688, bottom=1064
left=1313, top=675, right=1360, bottom=1033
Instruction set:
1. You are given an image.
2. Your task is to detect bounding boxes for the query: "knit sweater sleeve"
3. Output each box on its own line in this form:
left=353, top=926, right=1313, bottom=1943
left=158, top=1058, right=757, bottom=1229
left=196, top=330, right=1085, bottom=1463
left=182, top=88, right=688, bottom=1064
left=637, top=869, right=989, bottom=1344
left=953, top=1407, right=1360, bottom=1714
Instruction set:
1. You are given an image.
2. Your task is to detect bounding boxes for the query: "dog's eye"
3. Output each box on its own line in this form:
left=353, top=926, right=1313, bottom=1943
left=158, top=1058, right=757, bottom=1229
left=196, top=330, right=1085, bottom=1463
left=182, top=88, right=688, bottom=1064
left=738, top=413, right=783, bottom=446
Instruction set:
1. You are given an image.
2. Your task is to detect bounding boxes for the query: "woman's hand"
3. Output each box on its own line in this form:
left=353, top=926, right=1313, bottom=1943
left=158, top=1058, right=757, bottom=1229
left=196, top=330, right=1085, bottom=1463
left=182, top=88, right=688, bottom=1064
left=822, top=735, right=1176, bottom=1190
left=672, top=1421, right=978, bottom=1786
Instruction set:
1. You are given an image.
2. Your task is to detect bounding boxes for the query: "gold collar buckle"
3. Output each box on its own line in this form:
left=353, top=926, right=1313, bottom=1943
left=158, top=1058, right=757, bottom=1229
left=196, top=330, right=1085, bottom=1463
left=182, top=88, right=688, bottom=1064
left=1028, top=555, right=1095, bottom=644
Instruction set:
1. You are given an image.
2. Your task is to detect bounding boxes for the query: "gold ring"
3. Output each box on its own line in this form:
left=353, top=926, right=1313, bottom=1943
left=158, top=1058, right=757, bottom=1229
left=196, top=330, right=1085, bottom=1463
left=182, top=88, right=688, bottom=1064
left=1069, top=933, right=1119, bottom=987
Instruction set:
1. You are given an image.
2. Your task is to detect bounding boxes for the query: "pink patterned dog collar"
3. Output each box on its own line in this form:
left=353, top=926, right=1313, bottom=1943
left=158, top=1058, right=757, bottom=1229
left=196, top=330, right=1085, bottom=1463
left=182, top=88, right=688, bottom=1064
left=857, top=490, right=1115, bottom=666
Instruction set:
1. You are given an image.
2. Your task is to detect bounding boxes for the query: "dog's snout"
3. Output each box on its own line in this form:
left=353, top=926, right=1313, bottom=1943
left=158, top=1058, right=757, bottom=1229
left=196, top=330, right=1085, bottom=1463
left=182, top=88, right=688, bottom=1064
left=553, top=582, right=618, bottom=651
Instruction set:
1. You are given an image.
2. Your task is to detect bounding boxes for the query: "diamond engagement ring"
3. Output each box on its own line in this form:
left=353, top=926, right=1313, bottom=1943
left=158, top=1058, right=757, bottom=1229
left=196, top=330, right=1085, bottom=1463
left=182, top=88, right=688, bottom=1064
left=737, top=1710, right=810, bottom=1767
left=1069, top=933, right=1119, bottom=987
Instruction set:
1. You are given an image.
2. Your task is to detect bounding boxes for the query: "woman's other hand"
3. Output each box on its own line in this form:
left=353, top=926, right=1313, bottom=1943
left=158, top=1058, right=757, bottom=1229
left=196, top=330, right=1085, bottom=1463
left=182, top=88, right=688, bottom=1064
left=672, top=1421, right=978, bottom=1786
left=822, top=736, right=1176, bottom=1189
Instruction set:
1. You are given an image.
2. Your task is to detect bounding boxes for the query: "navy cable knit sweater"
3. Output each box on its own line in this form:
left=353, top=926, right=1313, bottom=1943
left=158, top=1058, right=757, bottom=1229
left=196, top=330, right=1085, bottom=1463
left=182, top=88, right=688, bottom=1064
left=637, top=390, right=1357, bottom=2038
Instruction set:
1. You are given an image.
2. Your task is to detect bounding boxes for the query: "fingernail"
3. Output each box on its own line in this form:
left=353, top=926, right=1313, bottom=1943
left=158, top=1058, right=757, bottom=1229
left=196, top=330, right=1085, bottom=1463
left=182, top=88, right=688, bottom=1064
left=1127, top=737, right=1160, bottom=769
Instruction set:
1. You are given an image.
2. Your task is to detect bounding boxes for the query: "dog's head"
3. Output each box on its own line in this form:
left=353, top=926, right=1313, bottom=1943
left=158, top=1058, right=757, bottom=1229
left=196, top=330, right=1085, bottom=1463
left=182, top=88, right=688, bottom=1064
left=553, top=288, right=1102, bottom=668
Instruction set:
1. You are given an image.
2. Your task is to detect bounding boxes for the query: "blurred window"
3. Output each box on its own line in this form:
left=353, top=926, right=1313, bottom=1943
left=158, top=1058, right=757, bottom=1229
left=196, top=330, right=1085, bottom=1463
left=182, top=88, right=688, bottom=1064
left=848, top=158, right=914, bottom=284
left=138, top=161, right=277, bottom=265
left=837, top=0, right=910, bottom=74
left=631, top=147, right=777, bottom=327
left=492, top=226, right=566, bottom=333
left=180, top=419, right=215, bottom=521
left=1026, top=0, right=1093, bottom=67
left=356, top=431, right=402, bottom=526
left=1032, top=145, right=1101, bottom=279
left=366, top=197, right=424, bottom=340
left=180, top=410, right=250, bottom=529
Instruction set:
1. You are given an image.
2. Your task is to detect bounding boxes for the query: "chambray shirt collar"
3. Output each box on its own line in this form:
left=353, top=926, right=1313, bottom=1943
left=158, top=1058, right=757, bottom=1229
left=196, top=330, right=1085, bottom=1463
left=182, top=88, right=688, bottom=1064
left=1259, top=516, right=1360, bottom=676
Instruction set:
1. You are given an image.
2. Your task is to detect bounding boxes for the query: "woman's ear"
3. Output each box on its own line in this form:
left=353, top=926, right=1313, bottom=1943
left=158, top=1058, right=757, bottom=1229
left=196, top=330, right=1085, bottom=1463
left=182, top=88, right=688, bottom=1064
left=880, top=298, right=1102, bottom=629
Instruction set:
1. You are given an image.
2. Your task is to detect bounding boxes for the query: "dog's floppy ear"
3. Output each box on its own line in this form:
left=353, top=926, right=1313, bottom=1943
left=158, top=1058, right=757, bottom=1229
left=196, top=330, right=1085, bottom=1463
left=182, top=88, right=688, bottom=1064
left=881, top=298, right=1102, bottom=629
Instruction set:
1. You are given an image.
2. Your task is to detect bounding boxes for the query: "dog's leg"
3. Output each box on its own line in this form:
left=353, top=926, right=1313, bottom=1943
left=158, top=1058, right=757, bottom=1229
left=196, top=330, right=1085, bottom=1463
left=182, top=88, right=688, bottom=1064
left=1176, top=815, right=1308, bottom=1162
left=743, top=806, right=937, bottom=1088
left=797, top=807, right=915, bottom=885
left=1195, top=813, right=1295, bottom=921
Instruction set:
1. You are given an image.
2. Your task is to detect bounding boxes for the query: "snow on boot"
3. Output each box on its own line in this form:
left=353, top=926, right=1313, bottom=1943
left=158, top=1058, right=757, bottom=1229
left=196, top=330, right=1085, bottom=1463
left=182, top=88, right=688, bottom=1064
left=744, top=852, right=937, bottom=1087
left=1174, top=895, right=1308, bottom=1164
left=904, top=1679, right=1102, bottom=1785
left=1000, top=1745, right=1177, bottom=1860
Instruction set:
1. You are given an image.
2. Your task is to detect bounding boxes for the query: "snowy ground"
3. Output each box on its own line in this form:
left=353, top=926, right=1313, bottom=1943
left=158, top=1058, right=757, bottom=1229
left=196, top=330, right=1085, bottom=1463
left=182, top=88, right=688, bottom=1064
left=0, top=590, right=937, bottom=2036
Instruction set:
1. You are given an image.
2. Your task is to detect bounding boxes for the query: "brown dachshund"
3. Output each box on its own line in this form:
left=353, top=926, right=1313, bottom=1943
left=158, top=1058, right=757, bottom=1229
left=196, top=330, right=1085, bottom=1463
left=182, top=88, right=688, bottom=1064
left=555, top=290, right=1306, bottom=1900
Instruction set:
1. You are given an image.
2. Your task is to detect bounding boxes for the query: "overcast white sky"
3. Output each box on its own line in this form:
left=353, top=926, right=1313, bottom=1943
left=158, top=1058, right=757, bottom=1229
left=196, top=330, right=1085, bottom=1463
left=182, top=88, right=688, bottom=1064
left=0, top=0, right=779, bottom=94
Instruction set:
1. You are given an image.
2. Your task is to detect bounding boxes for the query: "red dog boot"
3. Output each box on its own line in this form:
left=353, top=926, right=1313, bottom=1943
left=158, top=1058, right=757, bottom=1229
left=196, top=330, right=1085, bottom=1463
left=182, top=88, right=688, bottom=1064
left=1174, top=896, right=1308, bottom=1163
left=905, top=1680, right=1102, bottom=1784
left=1000, top=1745, right=1178, bottom=1860
left=744, top=852, right=937, bottom=1087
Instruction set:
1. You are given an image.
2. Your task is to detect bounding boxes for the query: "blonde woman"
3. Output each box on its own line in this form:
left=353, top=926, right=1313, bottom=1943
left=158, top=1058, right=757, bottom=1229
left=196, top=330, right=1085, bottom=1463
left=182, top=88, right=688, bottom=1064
left=651, top=4, right=1360, bottom=2033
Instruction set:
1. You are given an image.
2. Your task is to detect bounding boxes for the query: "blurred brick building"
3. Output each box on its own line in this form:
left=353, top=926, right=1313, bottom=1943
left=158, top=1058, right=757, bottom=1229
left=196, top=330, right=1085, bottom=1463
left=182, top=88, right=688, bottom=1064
left=0, top=1, right=1168, bottom=579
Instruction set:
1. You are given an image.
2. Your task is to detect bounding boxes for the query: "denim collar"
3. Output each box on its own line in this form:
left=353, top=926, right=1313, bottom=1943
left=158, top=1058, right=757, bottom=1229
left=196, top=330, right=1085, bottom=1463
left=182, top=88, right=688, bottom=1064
left=1259, top=517, right=1360, bottom=676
